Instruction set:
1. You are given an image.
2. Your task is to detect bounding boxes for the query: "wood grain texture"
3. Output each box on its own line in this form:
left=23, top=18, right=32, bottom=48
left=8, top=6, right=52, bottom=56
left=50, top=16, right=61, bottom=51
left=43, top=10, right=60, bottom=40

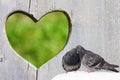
left=0, top=0, right=120, bottom=80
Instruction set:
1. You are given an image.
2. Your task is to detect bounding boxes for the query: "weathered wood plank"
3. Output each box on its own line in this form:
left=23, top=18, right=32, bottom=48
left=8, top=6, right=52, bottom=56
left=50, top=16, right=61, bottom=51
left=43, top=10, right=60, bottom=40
left=103, top=0, right=120, bottom=65
left=0, top=0, right=36, bottom=80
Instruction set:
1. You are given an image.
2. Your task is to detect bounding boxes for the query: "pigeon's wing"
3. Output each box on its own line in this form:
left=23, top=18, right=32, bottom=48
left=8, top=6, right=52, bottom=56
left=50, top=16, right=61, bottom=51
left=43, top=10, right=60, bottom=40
left=82, top=51, right=104, bottom=69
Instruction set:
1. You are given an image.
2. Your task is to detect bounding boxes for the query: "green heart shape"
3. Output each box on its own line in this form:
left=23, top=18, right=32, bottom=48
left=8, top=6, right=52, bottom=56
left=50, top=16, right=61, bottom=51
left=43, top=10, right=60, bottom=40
left=6, top=11, right=70, bottom=68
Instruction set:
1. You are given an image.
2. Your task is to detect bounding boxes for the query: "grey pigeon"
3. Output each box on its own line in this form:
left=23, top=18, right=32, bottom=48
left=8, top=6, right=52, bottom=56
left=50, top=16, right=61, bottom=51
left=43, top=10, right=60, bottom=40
left=62, top=47, right=81, bottom=72
left=76, top=45, right=119, bottom=72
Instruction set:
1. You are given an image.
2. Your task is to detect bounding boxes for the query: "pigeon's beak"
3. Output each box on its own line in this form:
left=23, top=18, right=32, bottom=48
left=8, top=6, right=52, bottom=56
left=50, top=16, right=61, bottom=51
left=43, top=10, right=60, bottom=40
left=76, top=45, right=82, bottom=54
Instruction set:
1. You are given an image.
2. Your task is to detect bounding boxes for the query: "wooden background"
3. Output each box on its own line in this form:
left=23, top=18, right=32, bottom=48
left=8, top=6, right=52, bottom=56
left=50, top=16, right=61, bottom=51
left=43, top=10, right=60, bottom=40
left=0, top=0, right=120, bottom=80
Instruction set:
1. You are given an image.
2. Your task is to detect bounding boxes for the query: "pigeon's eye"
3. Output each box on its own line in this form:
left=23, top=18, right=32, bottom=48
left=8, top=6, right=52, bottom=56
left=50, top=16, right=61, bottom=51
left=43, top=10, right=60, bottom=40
left=76, top=50, right=79, bottom=54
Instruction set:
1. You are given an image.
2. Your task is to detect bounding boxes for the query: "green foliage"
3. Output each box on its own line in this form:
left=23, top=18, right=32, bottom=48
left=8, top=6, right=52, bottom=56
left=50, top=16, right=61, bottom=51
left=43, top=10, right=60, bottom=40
left=6, top=12, right=69, bottom=68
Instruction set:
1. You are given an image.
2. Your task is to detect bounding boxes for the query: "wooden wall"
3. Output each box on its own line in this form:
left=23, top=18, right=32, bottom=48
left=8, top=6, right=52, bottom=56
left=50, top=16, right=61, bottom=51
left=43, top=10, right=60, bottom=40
left=0, top=0, right=120, bottom=80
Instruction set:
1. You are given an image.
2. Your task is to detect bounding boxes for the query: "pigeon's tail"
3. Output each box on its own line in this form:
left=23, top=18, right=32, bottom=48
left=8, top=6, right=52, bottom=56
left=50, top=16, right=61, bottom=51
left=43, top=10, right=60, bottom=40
left=102, top=62, right=119, bottom=72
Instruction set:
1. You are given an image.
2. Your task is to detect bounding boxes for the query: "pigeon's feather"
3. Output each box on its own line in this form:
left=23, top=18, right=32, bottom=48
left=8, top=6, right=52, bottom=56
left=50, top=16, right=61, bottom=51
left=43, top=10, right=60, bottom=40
left=102, top=62, right=119, bottom=72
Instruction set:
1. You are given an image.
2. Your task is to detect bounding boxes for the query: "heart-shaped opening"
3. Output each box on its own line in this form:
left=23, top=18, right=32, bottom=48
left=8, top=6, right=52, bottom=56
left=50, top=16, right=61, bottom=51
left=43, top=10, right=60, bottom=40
left=6, top=11, right=71, bottom=68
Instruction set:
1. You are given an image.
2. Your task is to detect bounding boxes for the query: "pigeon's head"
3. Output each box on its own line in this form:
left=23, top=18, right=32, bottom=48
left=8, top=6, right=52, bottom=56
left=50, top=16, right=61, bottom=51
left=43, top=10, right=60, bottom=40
left=75, top=45, right=86, bottom=55
left=65, top=48, right=80, bottom=65
left=66, top=48, right=79, bottom=57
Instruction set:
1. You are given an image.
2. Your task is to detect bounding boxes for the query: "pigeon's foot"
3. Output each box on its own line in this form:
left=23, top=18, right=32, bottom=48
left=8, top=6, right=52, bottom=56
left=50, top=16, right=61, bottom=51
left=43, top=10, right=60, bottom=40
left=86, top=70, right=94, bottom=73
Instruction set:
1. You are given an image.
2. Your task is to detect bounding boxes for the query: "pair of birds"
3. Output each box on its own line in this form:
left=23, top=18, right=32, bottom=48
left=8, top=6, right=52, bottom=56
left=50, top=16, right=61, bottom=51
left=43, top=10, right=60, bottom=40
left=62, top=45, right=119, bottom=72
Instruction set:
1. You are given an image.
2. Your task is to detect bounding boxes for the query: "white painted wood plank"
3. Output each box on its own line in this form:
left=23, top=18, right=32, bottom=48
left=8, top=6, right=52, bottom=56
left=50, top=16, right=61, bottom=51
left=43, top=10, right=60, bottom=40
left=103, top=0, right=120, bottom=65
left=0, top=0, right=36, bottom=80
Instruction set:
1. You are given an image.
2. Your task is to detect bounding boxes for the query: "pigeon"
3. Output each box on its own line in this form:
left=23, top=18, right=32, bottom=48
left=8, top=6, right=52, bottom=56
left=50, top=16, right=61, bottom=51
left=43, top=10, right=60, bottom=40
left=76, top=45, right=119, bottom=72
left=62, top=47, right=81, bottom=72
